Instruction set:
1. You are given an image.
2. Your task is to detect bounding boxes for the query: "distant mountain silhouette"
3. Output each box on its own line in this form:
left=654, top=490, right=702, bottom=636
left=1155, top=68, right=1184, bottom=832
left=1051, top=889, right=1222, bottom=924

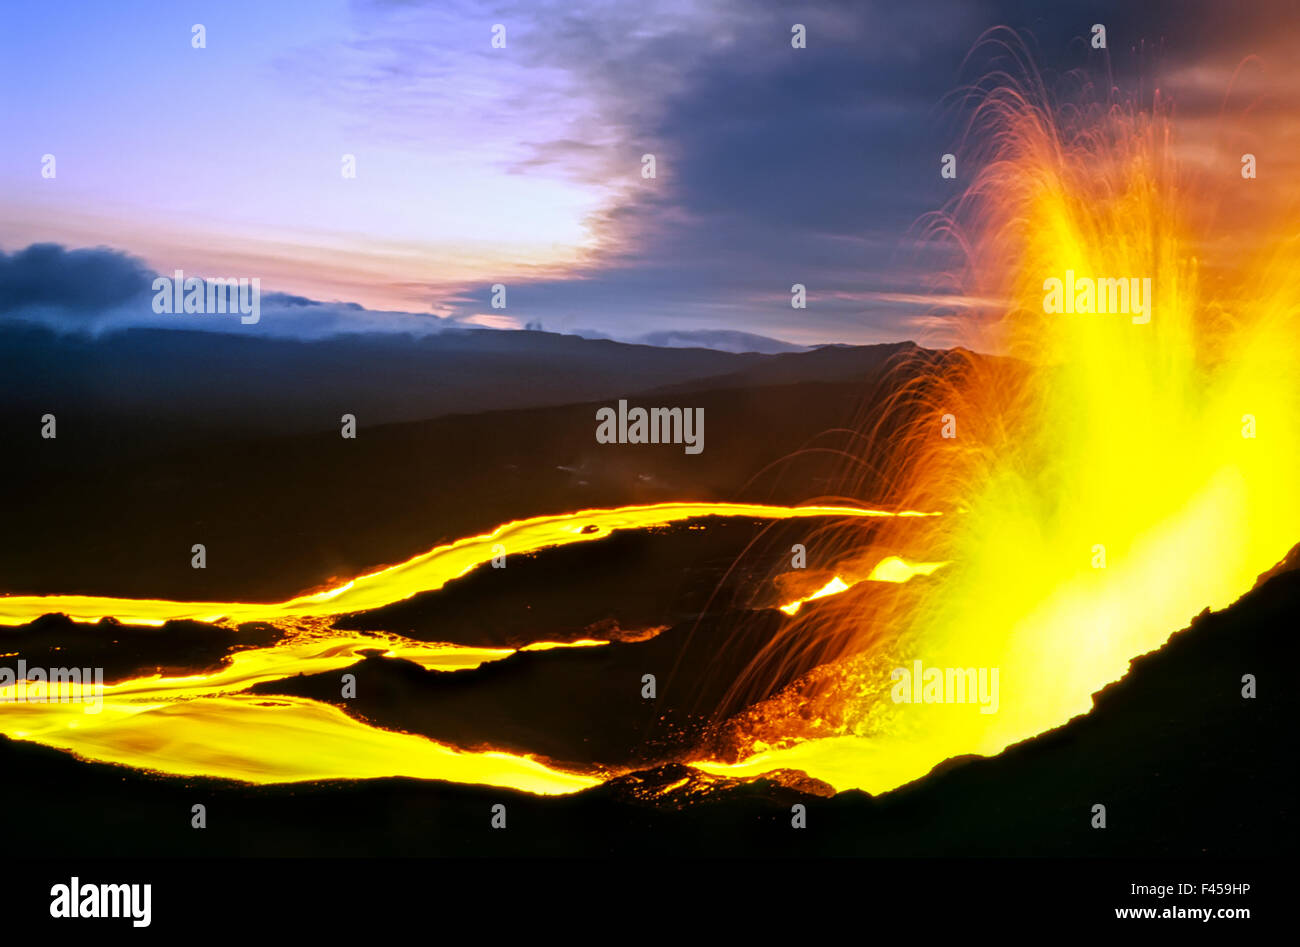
left=628, top=329, right=806, bottom=354
left=0, top=325, right=761, bottom=437
left=0, top=326, right=933, bottom=599
left=0, top=325, right=952, bottom=438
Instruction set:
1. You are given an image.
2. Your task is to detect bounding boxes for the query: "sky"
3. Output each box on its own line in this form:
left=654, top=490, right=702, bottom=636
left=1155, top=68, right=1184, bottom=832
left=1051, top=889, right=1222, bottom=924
left=0, top=0, right=1296, bottom=347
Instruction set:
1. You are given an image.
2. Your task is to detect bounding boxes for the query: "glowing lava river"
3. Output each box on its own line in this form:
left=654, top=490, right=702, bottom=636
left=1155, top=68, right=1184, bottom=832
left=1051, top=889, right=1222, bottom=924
left=0, top=502, right=934, bottom=795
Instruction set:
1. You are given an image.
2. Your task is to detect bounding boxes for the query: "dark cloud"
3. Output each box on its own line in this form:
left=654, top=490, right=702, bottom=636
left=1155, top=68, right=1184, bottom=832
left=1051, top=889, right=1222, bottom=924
left=0, top=244, right=154, bottom=314
left=0, top=243, right=449, bottom=339
left=439, top=0, right=1296, bottom=342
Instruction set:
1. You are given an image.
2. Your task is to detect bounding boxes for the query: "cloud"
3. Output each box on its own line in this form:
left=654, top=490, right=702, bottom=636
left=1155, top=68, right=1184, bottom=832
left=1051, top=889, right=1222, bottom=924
left=0, top=244, right=154, bottom=314
left=633, top=329, right=806, bottom=354
left=321, top=0, right=991, bottom=342
left=0, top=243, right=457, bottom=339
left=0, top=241, right=819, bottom=353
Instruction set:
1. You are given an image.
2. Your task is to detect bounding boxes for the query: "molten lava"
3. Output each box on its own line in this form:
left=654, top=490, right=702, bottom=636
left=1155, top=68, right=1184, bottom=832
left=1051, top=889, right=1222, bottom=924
left=0, top=502, right=928, bottom=791
left=694, top=63, right=1300, bottom=794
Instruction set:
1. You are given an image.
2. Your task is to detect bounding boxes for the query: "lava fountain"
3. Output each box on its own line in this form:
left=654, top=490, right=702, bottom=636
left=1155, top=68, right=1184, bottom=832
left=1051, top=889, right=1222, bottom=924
left=697, top=52, right=1300, bottom=794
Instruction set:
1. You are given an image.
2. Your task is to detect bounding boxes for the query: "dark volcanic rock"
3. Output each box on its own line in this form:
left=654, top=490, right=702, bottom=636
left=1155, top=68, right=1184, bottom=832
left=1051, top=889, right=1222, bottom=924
left=0, top=615, right=281, bottom=684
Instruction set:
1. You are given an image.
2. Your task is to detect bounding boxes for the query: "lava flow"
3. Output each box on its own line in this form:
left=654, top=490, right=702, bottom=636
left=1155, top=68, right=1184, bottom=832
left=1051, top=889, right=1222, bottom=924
left=0, top=502, right=923, bottom=626
left=0, top=502, right=930, bottom=791
left=693, top=56, right=1300, bottom=794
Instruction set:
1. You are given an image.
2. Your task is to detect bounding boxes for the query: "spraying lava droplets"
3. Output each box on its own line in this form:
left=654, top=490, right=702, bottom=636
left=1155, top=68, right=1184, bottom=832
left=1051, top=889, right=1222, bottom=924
left=690, top=43, right=1300, bottom=794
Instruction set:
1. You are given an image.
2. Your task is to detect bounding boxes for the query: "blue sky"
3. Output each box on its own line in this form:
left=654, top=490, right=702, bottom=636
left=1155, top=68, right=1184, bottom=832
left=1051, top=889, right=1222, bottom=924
left=1, top=0, right=1294, bottom=346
